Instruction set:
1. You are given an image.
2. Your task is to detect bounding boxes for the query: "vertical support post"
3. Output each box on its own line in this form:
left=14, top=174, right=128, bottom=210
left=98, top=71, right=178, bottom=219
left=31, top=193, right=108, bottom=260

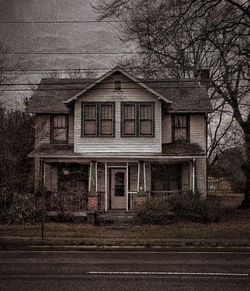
left=138, top=160, right=146, bottom=193
left=40, top=160, right=45, bottom=240
left=88, top=161, right=98, bottom=214
left=136, top=160, right=147, bottom=209
left=126, top=162, right=129, bottom=211
left=105, top=162, right=108, bottom=212
left=88, top=161, right=97, bottom=194
left=192, top=158, right=196, bottom=194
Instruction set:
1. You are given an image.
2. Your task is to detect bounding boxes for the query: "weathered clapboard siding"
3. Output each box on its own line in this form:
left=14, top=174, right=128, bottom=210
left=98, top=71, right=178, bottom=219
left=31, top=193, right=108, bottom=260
left=35, top=114, right=74, bottom=147
left=190, top=114, right=206, bottom=150
left=74, top=73, right=162, bottom=153
left=68, top=114, right=74, bottom=144
left=162, top=113, right=206, bottom=149
left=182, top=163, right=190, bottom=191
left=162, top=114, right=172, bottom=144
left=196, top=157, right=207, bottom=197
left=35, top=115, right=50, bottom=148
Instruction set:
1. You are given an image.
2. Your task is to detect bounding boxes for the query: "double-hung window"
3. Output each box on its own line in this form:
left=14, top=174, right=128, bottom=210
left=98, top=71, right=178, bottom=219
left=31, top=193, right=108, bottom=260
left=172, top=114, right=189, bottom=141
left=121, top=102, right=154, bottom=137
left=51, top=114, right=68, bottom=144
left=82, top=102, right=115, bottom=137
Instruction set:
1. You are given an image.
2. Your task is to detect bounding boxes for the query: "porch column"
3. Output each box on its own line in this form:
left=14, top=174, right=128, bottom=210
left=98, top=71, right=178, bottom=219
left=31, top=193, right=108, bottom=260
left=191, top=158, right=196, bottom=194
left=88, top=161, right=98, bottom=212
left=136, top=161, right=148, bottom=208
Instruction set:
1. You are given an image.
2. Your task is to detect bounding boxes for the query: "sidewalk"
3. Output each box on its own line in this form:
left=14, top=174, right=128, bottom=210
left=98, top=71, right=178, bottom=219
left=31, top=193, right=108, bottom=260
left=1, top=235, right=250, bottom=251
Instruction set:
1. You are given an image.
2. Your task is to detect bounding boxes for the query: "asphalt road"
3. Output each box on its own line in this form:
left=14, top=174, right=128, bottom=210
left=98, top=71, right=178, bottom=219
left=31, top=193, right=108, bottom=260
left=0, top=249, right=249, bottom=291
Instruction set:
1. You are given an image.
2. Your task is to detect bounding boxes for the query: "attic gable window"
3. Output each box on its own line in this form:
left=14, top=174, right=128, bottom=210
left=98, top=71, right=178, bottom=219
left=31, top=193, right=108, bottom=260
left=82, top=102, right=115, bottom=137
left=172, top=114, right=189, bottom=142
left=121, top=102, right=154, bottom=137
left=51, top=114, right=68, bottom=144
left=114, top=80, right=121, bottom=90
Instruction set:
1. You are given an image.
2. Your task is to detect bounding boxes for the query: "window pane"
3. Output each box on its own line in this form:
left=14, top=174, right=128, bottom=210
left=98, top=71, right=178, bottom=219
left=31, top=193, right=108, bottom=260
left=100, top=120, right=113, bottom=135
left=175, top=115, right=187, bottom=128
left=53, top=115, right=66, bottom=128
left=53, top=128, right=67, bottom=141
left=124, top=120, right=135, bottom=135
left=124, top=105, right=135, bottom=119
left=84, top=120, right=97, bottom=135
left=140, top=105, right=152, bottom=119
left=115, top=173, right=125, bottom=196
left=181, top=116, right=187, bottom=127
left=84, top=105, right=96, bottom=119
left=175, top=128, right=187, bottom=140
left=101, top=105, right=112, bottom=119
left=140, top=120, right=152, bottom=135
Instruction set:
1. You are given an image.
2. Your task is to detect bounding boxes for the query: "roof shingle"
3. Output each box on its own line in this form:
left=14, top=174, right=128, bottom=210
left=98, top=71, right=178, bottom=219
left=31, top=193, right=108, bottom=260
left=27, top=73, right=212, bottom=113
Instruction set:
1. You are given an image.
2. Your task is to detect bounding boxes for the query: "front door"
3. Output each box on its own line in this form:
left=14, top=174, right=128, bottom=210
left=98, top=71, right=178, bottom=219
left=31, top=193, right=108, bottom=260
left=110, top=169, right=126, bottom=209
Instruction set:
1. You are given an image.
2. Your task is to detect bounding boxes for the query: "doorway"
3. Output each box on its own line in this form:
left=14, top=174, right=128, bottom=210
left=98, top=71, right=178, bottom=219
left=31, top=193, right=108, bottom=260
left=110, top=168, right=127, bottom=209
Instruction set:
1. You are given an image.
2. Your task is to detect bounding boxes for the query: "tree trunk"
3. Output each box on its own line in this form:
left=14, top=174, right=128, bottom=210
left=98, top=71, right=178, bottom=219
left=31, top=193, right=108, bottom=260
left=241, top=120, right=250, bottom=208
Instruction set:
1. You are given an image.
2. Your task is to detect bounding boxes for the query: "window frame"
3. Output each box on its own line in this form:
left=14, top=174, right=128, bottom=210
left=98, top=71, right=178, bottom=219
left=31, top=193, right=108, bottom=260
left=138, top=103, right=155, bottom=137
left=81, top=102, right=115, bottom=137
left=50, top=114, right=69, bottom=144
left=172, top=113, right=190, bottom=142
left=121, top=102, right=155, bottom=137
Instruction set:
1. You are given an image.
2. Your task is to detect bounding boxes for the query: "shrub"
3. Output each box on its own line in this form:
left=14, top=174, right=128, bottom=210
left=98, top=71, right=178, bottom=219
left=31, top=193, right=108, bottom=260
left=136, top=197, right=174, bottom=224
left=0, top=191, right=39, bottom=224
left=136, top=192, right=221, bottom=224
left=168, top=192, right=221, bottom=223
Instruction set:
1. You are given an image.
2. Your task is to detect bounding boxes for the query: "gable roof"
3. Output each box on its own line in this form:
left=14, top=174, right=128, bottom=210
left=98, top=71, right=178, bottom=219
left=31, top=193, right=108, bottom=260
left=27, top=67, right=212, bottom=114
left=64, top=66, right=172, bottom=104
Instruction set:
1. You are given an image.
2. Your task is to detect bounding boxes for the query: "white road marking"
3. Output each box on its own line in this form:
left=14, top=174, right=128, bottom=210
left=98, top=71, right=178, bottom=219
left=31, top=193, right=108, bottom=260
left=87, top=271, right=249, bottom=277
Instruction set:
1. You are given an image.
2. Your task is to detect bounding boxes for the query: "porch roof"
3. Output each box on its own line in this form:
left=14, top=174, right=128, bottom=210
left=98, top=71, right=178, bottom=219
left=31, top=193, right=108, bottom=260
left=28, top=143, right=205, bottom=160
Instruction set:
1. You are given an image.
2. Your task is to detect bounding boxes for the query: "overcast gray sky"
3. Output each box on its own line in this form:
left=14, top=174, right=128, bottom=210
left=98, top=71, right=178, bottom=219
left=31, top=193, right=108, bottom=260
left=0, top=0, right=132, bottom=107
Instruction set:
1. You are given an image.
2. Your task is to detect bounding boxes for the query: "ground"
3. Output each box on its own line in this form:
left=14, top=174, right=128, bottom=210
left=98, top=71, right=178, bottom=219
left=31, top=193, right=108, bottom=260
left=0, top=193, right=250, bottom=248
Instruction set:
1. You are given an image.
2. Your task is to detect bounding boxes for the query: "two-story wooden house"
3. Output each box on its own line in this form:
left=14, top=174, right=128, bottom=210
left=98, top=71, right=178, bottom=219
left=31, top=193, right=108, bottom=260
left=27, top=66, right=212, bottom=217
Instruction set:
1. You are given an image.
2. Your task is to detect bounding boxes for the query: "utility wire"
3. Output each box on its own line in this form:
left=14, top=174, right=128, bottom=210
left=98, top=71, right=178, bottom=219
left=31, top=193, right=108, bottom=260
left=0, top=20, right=123, bottom=24
left=3, top=50, right=245, bottom=55
left=1, top=85, right=249, bottom=92
left=1, top=79, right=250, bottom=86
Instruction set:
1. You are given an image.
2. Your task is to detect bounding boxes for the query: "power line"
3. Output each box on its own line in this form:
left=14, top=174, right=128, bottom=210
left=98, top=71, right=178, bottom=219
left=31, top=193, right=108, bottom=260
left=1, top=79, right=250, bottom=86
left=1, top=85, right=249, bottom=92
left=0, top=20, right=123, bottom=24
left=4, top=52, right=139, bottom=55
left=3, top=50, right=246, bottom=56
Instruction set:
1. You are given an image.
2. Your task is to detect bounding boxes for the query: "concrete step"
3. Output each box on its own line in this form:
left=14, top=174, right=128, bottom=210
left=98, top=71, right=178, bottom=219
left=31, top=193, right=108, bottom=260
left=97, top=211, right=136, bottom=224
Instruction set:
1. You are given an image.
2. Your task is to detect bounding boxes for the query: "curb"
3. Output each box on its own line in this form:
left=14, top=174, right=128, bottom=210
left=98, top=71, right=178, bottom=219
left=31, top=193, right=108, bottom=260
left=1, top=244, right=250, bottom=252
left=1, top=237, right=250, bottom=251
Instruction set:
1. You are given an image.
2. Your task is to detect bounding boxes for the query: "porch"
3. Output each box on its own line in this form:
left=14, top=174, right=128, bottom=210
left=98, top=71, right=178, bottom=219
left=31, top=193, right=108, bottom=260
left=39, top=158, right=206, bottom=214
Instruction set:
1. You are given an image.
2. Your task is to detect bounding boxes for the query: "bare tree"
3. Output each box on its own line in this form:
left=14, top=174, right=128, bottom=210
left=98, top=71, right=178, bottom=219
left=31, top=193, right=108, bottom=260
left=96, top=0, right=250, bottom=207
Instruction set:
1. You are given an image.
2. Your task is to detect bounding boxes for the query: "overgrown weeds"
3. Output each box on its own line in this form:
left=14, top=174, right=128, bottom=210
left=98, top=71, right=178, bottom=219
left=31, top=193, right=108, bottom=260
left=0, top=191, right=39, bottom=224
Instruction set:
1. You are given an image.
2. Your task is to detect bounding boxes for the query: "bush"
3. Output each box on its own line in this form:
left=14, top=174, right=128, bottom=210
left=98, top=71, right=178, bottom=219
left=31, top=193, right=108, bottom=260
left=0, top=191, right=39, bottom=224
left=136, top=197, right=174, bottom=224
left=168, top=192, right=221, bottom=223
left=136, top=192, right=221, bottom=224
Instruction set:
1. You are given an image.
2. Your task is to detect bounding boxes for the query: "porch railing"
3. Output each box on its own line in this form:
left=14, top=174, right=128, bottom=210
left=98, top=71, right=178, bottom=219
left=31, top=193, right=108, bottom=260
left=150, top=190, right=192, bottom=198
left=128, top=190, right=192, bottom=210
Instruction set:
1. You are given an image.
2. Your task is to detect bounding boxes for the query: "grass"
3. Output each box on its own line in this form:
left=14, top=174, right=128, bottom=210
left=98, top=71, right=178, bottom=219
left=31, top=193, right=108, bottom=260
left=0, top=193, right=249, bottom=242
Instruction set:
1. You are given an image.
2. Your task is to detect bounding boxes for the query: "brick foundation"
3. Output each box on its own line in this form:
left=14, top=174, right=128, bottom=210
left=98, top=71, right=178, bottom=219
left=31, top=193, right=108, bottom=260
left=135, top=193, right=148, bottom=208
left=88, top=194, right=98, bottom=212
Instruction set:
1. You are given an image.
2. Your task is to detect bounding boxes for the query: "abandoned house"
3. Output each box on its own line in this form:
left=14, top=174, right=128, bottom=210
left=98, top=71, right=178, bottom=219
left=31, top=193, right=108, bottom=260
left=27, top=66, right=212, bottom=218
